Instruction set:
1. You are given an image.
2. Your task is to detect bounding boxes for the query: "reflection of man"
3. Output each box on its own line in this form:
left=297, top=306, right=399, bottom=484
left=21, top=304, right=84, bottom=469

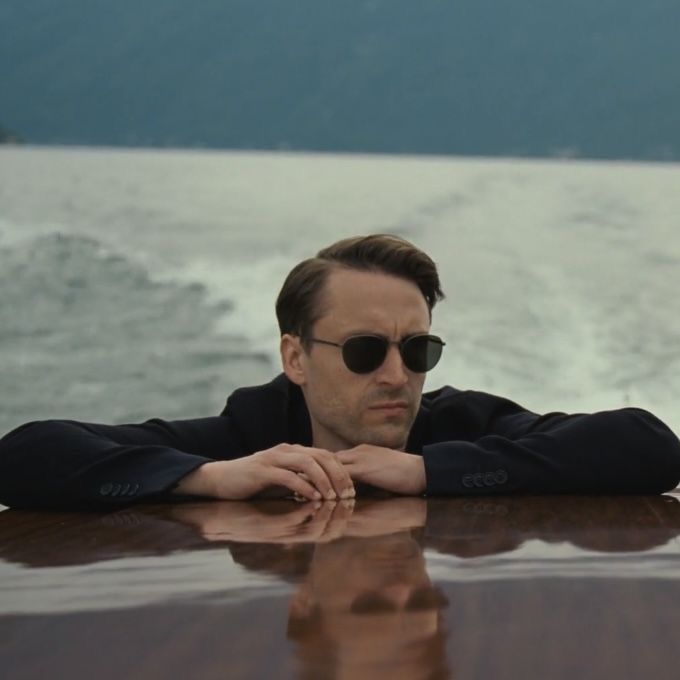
left=177, top=498, right=450, bottom=680
left=424, top=495, right=680, bottom=557
left=287, top=532, right=449, bottom=680
left=4, top=495, right=678, bottom=568
left=1, top=234, right=679, bottom=509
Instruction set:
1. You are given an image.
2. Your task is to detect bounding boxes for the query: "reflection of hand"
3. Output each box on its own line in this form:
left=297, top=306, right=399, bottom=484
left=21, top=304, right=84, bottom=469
left=170, top=499, right=355, bottom=544
left=169, top=496, right=427, bottom=544
left=174, top=444, right=355, bottom=501
left=336, top=445, right=426, bottom=495
left=347, top=497, right=427, bottom=537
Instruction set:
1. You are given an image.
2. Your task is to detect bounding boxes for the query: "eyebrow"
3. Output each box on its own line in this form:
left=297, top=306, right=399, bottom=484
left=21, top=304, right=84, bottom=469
left=340, top=329, right=431, bottom=341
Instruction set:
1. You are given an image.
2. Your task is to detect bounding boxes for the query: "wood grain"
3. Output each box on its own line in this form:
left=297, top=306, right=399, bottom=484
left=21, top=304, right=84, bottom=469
left=2, top=493, right=679, bottom=679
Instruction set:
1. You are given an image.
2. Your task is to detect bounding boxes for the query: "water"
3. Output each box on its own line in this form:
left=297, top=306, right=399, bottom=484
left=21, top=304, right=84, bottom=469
left=0, top=146, right=678, bottom=439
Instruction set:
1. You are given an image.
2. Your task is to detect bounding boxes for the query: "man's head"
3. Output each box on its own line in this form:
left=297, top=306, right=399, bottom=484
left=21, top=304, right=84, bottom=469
left=287, top=531, right=449, bottom=680
left=277, top=235, right=445, bottom=452
left=276, top=234, right=444, bottom=341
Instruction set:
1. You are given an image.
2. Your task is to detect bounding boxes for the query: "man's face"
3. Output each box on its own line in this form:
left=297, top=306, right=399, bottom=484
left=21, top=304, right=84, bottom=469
left=282, top=268, right=431, bottom=451
left=288, top=533, right=446, bottom=678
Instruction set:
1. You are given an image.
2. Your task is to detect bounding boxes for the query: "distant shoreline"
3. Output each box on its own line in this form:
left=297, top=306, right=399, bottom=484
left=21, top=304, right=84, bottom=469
left=2, top=143, right=680, bottom=168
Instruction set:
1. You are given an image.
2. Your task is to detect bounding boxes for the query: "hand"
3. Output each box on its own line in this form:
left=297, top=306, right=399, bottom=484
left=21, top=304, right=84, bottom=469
left=170, top=498, right=356, bottom=544
left=174, top=443, right=356, bottom=501
left=335, top=445, right=426, bottom=495
left=169, top=497, right=424, bottom=544
left=346, top=497, right=427, bottom=536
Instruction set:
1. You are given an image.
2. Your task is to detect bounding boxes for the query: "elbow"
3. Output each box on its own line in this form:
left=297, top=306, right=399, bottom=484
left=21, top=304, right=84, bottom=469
left=0, top=420, right=59, bottom=509
left=621, top=409, right=680, bottom=494
left=653, top=427, right=680, bottom=493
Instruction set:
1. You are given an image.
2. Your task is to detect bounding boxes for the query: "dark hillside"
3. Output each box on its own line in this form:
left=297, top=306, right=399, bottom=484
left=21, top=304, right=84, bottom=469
left=1, top=0, right=678, bottom=159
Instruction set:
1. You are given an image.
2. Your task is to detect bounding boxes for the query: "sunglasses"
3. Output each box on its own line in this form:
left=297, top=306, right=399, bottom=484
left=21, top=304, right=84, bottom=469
left=350, top=586, right=449, bottom=614
left=308, top=334, right=445, bottom=374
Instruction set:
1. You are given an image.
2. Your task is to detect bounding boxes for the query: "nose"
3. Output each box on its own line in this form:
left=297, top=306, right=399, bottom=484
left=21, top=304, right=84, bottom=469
left=376, top=344, right=408, bottom=386
left=381, top=584, right=416, bottom=609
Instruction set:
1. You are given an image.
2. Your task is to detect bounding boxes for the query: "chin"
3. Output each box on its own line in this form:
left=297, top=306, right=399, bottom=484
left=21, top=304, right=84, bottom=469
left=360, top=425, right=409, bottom=450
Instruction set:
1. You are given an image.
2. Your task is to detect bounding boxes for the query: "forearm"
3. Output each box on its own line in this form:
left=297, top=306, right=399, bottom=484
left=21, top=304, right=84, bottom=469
left=0, top=417, right=236, bottom=509
left=423, top=408, right=680, bottom=496
left=173, top=460, right=229, bottom=498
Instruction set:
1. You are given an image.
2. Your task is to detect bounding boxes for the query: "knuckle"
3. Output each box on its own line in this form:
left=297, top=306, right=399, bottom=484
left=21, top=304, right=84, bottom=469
left=275, top=469, right=299, bottom=486
left=301, top=459, right=324, bottom=477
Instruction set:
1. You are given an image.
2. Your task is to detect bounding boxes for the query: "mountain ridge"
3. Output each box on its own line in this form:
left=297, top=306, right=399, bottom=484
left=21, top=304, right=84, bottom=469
left=1, top=0, right=678, bottom=160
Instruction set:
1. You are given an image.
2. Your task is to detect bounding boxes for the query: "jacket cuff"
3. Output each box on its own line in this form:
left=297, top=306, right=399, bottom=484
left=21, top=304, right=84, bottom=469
left=422, top=441, right=512, bottom=496
left=77, top=452, right=212, bottom=507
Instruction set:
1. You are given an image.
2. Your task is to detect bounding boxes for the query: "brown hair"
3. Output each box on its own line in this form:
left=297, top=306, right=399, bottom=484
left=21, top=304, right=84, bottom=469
left=275, top=234, right=445, bottom=342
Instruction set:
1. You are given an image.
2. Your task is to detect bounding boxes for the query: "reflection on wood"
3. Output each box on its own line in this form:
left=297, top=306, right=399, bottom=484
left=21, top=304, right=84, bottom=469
left=1, top=493, right=680, bottom=679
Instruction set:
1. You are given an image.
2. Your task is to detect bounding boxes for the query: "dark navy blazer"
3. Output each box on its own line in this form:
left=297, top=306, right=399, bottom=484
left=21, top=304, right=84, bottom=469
left=1, top=374, right=679, bottom=509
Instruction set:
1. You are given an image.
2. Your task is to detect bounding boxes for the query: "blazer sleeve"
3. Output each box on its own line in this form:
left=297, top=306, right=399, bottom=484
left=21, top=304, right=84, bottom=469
left=0, top=416, right=245, bottom=510
left=422, top=392, right=680, bottom=496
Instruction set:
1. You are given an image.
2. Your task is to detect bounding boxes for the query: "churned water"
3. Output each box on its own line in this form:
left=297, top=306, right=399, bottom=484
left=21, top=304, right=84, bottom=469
left=0, top=146, right=678, bottom=438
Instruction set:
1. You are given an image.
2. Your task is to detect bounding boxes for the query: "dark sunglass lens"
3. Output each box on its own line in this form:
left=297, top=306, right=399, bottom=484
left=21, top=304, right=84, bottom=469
left=402, top=335, right=443, bottom=372
left=405, top=587, right=449, bottom=611
left=342, top=336, right=388, bottom=374
left=350, top=592, right=397, bottom=614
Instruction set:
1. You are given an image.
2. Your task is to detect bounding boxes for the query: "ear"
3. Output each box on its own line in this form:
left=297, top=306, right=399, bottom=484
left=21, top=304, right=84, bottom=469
left=280, top=334, right=307, bottom=386
left=288, top=583, right=315, bottom=620
left=287, top=583, right=321, bottom=639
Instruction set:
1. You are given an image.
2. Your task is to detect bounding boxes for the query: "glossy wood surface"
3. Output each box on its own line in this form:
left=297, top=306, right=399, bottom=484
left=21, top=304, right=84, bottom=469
left=2, top=493, right=680, bottom=679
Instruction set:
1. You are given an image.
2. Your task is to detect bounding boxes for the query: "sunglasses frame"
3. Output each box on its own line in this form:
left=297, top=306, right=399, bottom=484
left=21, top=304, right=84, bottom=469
left=307, top=333, right=445, bottom=374
left=349, top=586, right=450, bottom=614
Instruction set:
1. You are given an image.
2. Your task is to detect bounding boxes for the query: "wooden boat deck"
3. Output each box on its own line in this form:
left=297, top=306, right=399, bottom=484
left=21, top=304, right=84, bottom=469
left=2, top=493, right=680, bottom=679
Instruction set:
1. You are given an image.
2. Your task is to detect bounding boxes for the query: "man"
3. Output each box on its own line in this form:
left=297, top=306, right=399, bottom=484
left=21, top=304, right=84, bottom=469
left=0, top=234, right=679, bottom=509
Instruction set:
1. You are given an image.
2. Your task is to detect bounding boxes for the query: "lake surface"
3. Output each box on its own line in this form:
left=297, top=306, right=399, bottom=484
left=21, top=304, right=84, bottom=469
left=1, top=146, right=678, bottom=439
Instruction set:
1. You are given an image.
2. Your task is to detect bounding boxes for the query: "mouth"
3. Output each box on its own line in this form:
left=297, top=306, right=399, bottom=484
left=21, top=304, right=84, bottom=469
left=369, top=401, right=409, bottom=415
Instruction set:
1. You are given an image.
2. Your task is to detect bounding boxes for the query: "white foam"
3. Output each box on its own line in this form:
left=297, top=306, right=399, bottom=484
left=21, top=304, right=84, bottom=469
left=425, top=538, right=680, bottom=582
left=1, top=148, right=678, bottom=433
left=0, top=550, right=289, bottom=615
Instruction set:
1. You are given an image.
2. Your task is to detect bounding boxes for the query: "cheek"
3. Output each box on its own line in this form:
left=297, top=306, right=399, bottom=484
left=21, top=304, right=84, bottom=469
left=312, top=371, right=371, bottom=416
left=410, top=374, right=426, bottom=398
left=306, top=363, right=354, bottom=403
